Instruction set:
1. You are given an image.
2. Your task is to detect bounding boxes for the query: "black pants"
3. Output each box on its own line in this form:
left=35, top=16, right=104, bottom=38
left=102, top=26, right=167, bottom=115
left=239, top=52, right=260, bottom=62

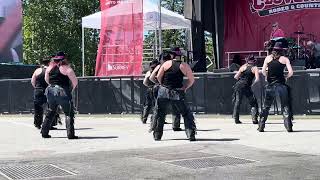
left=141, top=88, right=155, bottom=123
left=41, top=85, right=75, bottom=138
left=151, top=86, right=196, bottom=140
left=232, top=85, right=259, bottom=122
left=144, top=86, right=181, bottom=128
left=34, top=89, right=60, bottom=128
left=259, top=83, right=293, bottom=131
left=34, top=89, right=47, bottom=127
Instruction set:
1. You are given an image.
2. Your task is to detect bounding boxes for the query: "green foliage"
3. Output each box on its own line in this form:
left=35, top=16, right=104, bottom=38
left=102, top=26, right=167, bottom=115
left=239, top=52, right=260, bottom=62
left=205, top=31, right=215, bottom=71
left=23, top=0, right=207, bottom=75
left=144, top=0, right=186, bottom=55
left=23, top=0, right=99, bottom=76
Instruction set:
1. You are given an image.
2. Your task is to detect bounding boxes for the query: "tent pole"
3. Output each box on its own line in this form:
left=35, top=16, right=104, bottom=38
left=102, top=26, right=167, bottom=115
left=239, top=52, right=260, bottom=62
left=158, top=0, right=162, bottom=54
left=153, top=29, right=157, bottom=59
left=214, top=0, right=220, bottom=69
left=155, top=28, right=158, bottom=57
left=82, top=26, right=85, bottom=77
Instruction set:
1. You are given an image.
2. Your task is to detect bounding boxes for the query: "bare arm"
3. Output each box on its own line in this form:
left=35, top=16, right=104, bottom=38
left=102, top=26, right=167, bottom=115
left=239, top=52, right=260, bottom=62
left=234, top=65, right=244, bottom=80
left=149, top=65, right=160, bottom=83
left=67, top=68, right=78, bottom=90
left=31, top=68, right=40, bottom=88
left=143, top=71, right=151, bottom=87
left=252, top=66, right=260, bottom=84
left=156, top=65, right=165, bottom=85
left=262, top=57, right=269, bottom=77
left=181, top=63, right=195, bottom=91
left=285, top=58, right=293, bottom=80
left=45, top=68, right=50, bottom=85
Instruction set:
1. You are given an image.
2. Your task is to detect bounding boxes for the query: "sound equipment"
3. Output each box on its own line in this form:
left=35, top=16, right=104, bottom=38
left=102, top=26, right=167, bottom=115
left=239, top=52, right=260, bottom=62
left=190, top=59, right=207, bottom=72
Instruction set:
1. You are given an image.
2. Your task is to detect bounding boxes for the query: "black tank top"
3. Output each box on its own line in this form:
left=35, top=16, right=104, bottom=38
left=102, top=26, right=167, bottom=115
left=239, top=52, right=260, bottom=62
left=147, top=77, right=155, bottom=87
left=35, top=67, right=48, bottom=89
left=239, top=65, right=255, bottom=86
left=146, top=70, right=156, bottom=87
left=163, top=61, right=184, bottom=89
left=267, top=57, right=286, bottom=84
left=49, top=66, right=70, bottom=88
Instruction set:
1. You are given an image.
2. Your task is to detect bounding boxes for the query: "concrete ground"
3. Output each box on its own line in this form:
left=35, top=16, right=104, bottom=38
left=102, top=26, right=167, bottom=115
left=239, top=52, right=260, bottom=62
left=0, top=114, right=320, bottom=179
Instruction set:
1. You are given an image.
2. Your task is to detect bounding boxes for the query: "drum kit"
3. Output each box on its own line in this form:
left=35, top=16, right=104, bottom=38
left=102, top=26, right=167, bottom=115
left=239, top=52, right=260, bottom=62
left=265, top=31, right=317, bottom=62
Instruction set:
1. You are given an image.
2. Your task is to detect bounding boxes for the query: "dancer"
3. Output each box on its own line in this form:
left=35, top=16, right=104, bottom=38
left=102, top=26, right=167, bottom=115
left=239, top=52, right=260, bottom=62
left=41, top=52, right=78, bottom=139
left=150, top=52, right=182, bottom=131
left=232, top=55, right=260, bottom=124
left=258, top=42, right=294, bottom=132
left=141, top=60, right=160, bottom=124
left=31, top=56, right=60, bottom=129
left=150, top=52, right=196, bottom=141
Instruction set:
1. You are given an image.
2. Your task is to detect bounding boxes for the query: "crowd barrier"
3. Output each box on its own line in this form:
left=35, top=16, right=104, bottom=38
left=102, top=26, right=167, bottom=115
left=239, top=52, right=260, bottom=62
left=0, top=70, right=319, bottom=115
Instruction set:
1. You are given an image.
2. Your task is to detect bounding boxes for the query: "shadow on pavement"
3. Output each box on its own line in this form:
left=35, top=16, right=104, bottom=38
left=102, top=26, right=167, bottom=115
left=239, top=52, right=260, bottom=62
left=164, top=138, right=239, bottom=142
left=197, top=129, right=220, bottom=132
left=163, top=129, right=220, bottom=132
left=294, top=130, right=320, bottom=132
left=51, top=136, right=118, bottom=139
left=240, top=122, right=295, bottom=125
left=54, top=128, right=94, bottom=131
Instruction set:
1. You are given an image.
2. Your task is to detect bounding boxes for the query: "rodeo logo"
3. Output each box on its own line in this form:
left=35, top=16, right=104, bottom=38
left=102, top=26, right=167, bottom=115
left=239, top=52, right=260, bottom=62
left=250, top=0, right=320, bottom=16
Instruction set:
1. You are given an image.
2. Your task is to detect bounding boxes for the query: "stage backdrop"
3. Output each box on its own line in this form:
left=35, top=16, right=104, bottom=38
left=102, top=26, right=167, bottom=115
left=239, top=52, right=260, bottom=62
left=224, top=0, right=320, bottom=66
left=0, top=0, right=22, bottom=63
left=96, top=0, right=143, bottom=77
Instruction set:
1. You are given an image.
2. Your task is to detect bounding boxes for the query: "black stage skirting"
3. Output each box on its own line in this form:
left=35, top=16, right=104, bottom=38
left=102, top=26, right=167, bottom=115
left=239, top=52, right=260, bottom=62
left=0, top=70, right=319, bottom=115
left=0, top=64, right=38, bottom=79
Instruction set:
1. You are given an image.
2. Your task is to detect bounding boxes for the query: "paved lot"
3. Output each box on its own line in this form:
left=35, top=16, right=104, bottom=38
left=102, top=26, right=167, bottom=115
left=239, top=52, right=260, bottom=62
left=0, top=114, right=320, bottom=179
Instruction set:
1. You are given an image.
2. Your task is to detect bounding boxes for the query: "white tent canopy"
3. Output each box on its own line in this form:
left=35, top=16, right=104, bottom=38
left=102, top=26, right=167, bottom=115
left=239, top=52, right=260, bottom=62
left=81, top=1, right=191, bottom=30
left=81, top=1, right=191, bottom=76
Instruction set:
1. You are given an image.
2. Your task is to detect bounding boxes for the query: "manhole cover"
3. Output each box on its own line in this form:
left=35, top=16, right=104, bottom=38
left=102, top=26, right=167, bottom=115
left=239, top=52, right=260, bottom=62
left=167, top=156, right=255, bottom=169
left=0, top=164, right=76, bottom=180
left=140, top=152, right=220, bottom=161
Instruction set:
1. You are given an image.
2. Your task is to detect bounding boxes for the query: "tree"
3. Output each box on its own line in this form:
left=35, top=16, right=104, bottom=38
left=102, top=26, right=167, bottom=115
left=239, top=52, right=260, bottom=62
left=23, top=0, right=99, bottom=76
left=144, top=0, right=186, bottom=56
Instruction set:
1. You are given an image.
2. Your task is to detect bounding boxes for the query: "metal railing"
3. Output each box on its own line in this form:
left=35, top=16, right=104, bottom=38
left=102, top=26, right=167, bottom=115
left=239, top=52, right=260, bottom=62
left=226, top=50, right=269, bottom=66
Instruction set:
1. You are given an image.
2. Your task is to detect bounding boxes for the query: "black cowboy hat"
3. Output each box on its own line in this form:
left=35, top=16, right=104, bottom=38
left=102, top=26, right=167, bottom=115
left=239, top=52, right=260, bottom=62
left=52, top=51, right=66, bottom=61
left=273, top=42, right=286, bottom=50
left=246, top=55, right=256, bottom=64
left=149, top=60, right=160, bottom=69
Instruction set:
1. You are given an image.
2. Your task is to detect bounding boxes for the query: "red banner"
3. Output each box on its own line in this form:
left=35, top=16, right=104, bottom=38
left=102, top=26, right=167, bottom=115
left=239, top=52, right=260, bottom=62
left=224, top=0, right=320, bottom=66
left=96, top=0, right=143, bottom=77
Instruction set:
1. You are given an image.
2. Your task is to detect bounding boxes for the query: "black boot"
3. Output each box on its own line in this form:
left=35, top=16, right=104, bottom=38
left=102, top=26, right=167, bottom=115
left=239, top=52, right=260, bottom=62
left=234, top=115, right=242, bottom=124
left=173, top=127, right=183, bottom=131
left=153, top=131, right=163, bottom=141
left=141, top=105, right=151, bottom=124
left=257, top=115, right=266, bottom=132
left=284, top=119, right=293, bottom=132
left=258, top=111, right=268, bottom=132
left=66, top=116, right=76, bottom=139
left=251, top=107, right=259, bottom=124
left=283, top=107, right=293, bottom=132
left=185, top=129, right=196, bottom=141
left=233, top=110, right=242, bottom=124
left=42, top=134, right=51, bottom=138
left=258, top=120, right=265, bottom=132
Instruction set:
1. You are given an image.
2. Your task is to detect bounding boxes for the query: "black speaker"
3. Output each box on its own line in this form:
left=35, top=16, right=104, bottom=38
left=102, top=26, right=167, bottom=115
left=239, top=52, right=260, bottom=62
left=190, top=60, right=206, bottom=72
left=291, top=59, right=306, bottom=68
